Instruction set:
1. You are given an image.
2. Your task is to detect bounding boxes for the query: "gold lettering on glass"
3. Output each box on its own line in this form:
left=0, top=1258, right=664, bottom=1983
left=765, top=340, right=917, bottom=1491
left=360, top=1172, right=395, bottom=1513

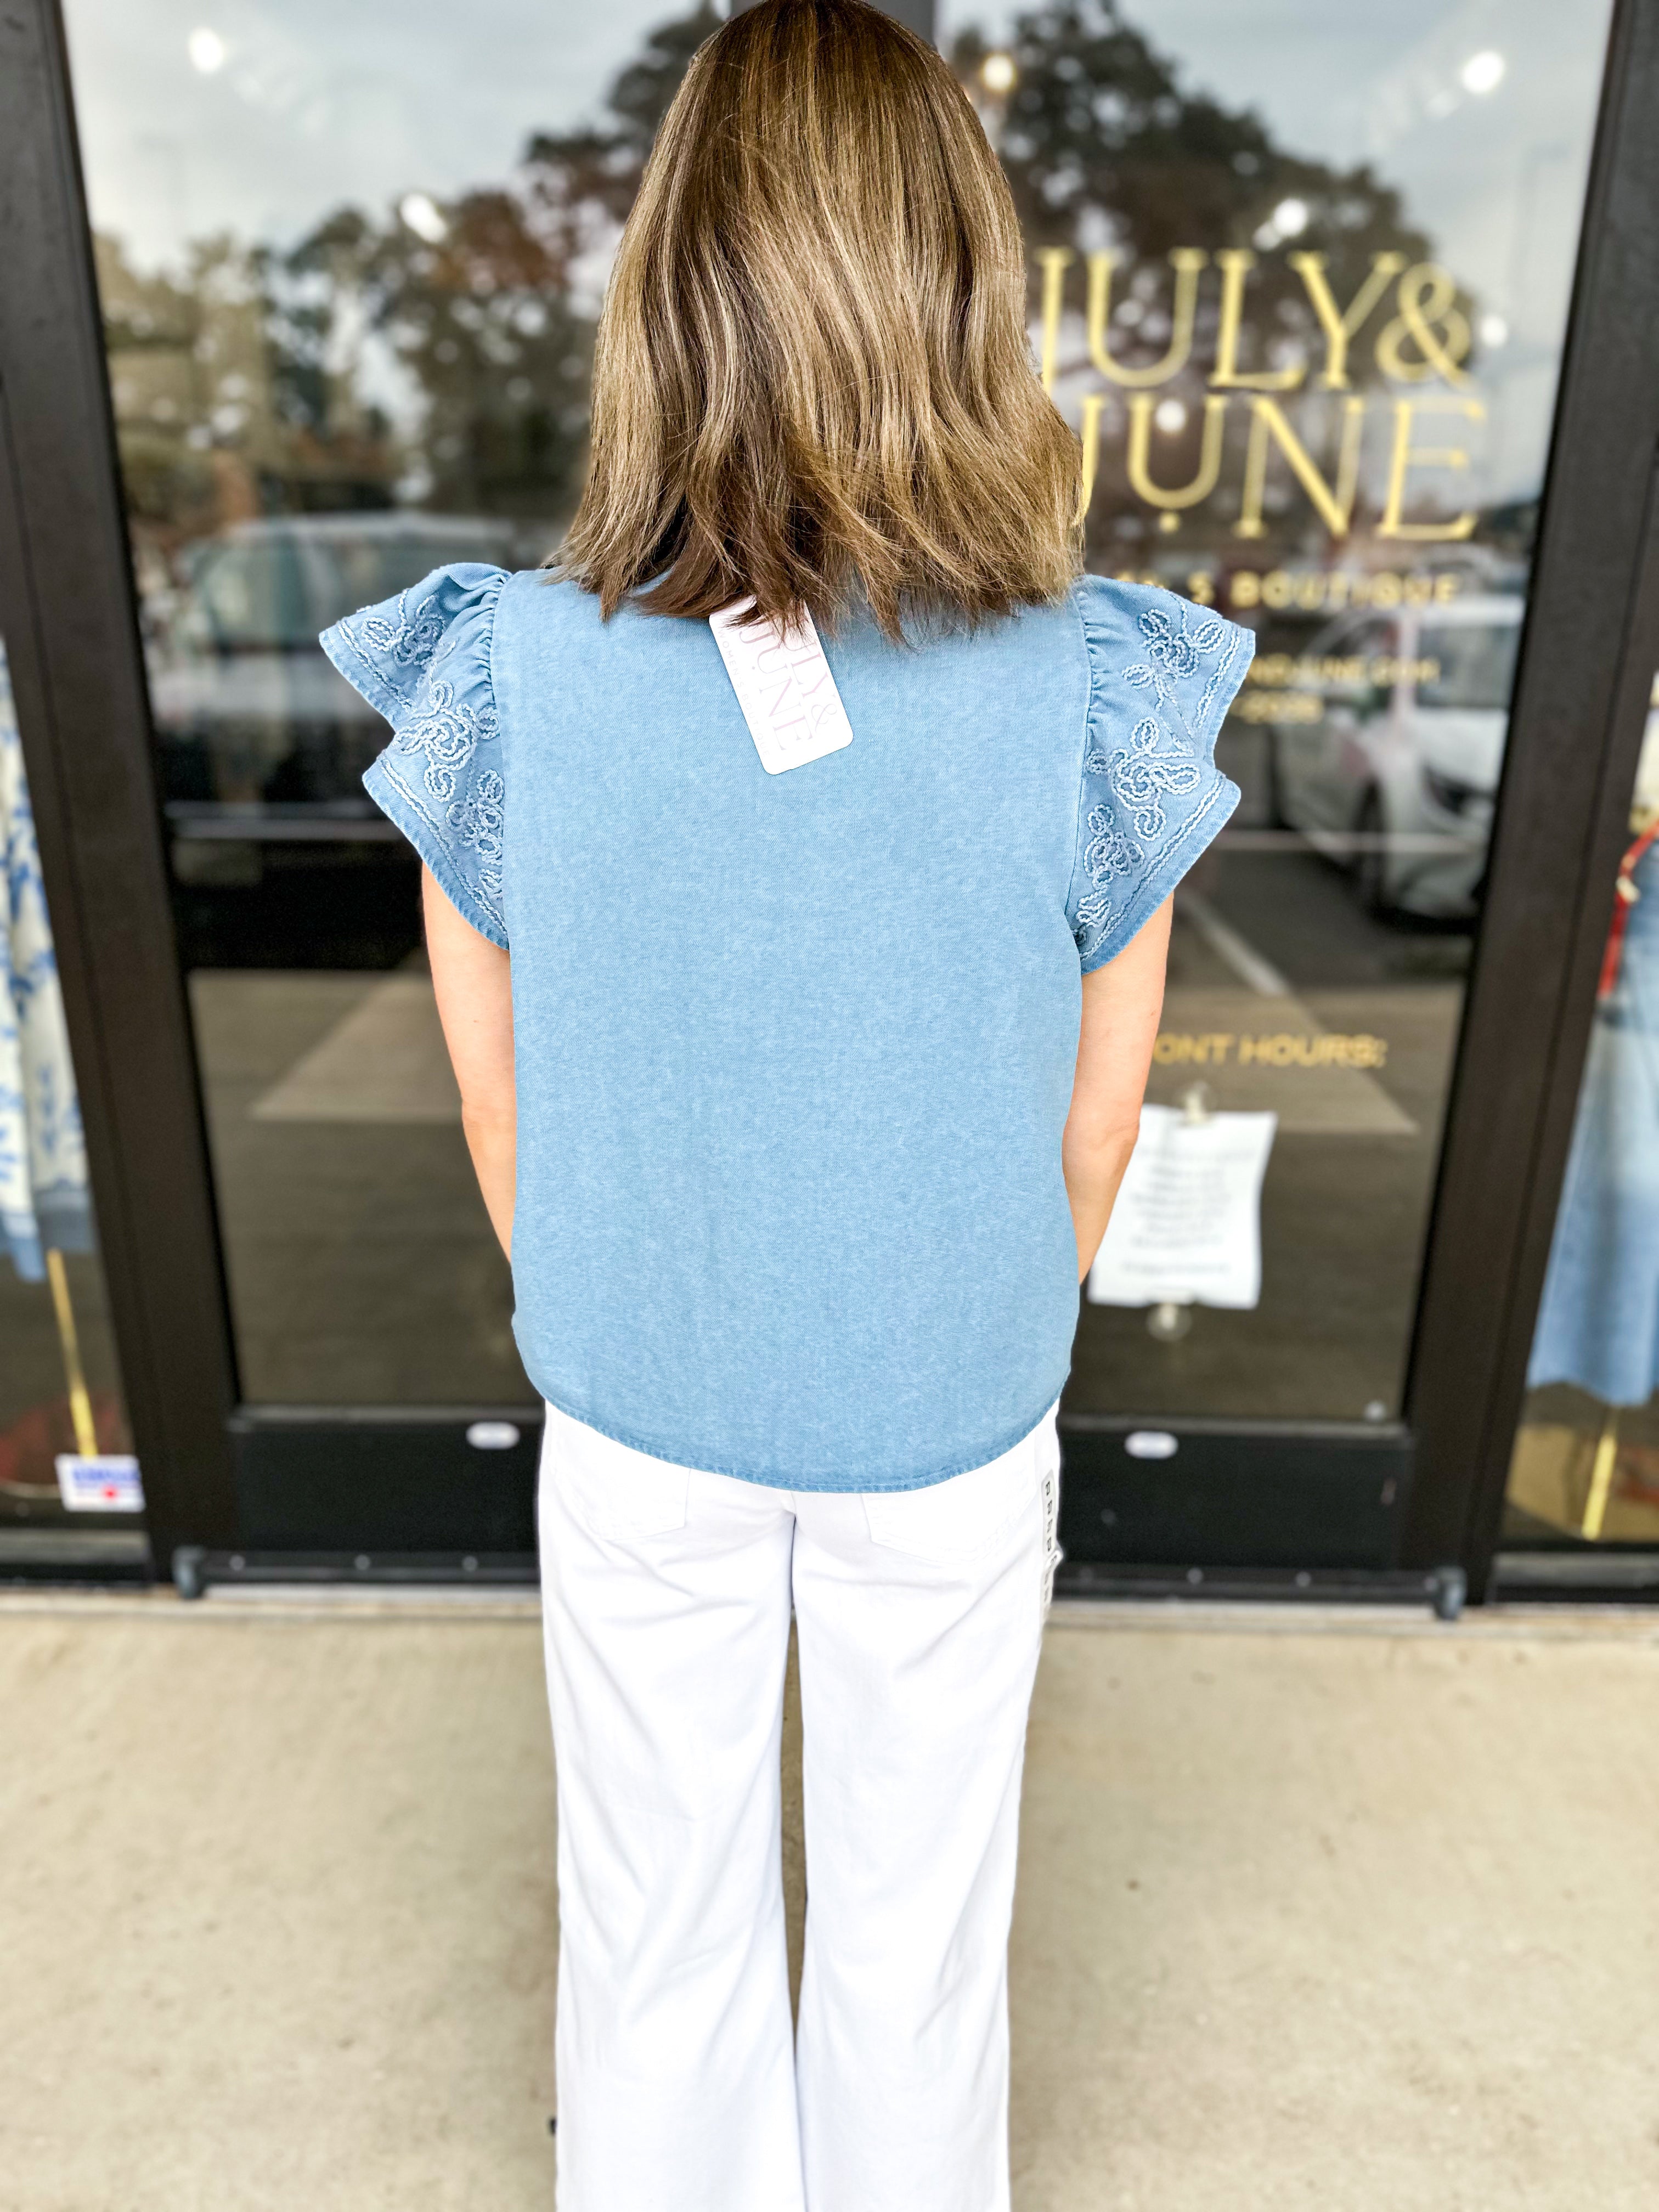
left=1125, top=393, right=1228, bottom=521
left=1379, top=397, right=1485, bottom=540
left=1210, top=250, right=1303, bottom=390
left=1286, top=251, right=1407, bottom=389
left=1374, top=265, right=1472, bottom=385
left=1038, top=247, right=1073, bottom=395
left=1075, top=392, right=1109, bottom=522
left=1234, top=397, right=1364, bottom=539
left=1085, top=249, right=1207, bottom=387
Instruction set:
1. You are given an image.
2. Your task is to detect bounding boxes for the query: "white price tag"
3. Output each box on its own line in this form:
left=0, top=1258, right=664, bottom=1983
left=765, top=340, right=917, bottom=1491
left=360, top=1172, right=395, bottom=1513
left=1087, top=1105, right=1277, bottom=1311
left=709, top=597, right=853, bottom=775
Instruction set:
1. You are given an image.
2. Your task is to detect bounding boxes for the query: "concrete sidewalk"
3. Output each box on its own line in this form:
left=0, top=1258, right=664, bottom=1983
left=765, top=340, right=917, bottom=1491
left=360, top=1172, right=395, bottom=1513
left=2, top=1593, right=1656, bottom=2210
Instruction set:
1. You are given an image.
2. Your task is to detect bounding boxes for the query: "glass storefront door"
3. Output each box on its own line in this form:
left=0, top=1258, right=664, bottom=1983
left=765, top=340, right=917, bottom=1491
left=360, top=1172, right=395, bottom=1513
left=31, top=0, right=1633, bottom=1571
left=1503, top=680, right=1659, bottom=1553
left=936, top=0, right=1616, bottom=1565
left=62, top=0, right=725, bottom=1418
left=960, top=0, right=1607, bottom=1413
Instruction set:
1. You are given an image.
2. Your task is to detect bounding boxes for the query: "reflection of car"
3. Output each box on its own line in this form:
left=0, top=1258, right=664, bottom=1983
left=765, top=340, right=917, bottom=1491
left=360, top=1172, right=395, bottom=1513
left=1267, top=594, right=1522, bottom=918
left=145, top=512, right=529, bottom=823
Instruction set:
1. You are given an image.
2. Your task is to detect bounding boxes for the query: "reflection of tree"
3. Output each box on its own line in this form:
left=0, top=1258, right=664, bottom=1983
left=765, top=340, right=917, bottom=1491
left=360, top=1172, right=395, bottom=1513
left=97, top=8, right=720, bottom=545
left=953, top=0, right=1434, bottom=368
left=950, top=0, right=1463, bottom=555
left=97, top=229, right=400, bottom=571
left=261, top=5, right=717, bottom=521
left=97, top=235, right=220, bottom=541
left=287, top=193, right=591, bottom=521
left=322, top=3, right=721, bottom=517
left=99, top=0, right=1448, bottom=567
left=522, top=4, right=721, bottom=240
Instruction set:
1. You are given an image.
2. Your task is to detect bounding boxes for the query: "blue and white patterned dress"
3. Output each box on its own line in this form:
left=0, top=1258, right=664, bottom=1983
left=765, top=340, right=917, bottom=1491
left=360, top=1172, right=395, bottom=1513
left=1, top=642, right=92, bottom=1282
left=1527, top=830, right=1659, bottom=1409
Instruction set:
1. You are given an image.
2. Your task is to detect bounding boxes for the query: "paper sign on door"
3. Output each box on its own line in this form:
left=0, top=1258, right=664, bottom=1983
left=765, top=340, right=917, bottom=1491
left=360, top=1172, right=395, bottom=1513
left=709, top=597, right=853, bottom=775
left=1087, top=1104, right=1277, bottom=1311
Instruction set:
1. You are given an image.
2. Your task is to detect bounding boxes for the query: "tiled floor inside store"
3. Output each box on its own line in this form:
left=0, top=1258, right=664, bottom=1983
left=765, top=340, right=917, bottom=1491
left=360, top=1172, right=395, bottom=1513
left=2, top=1592, right=1656, bottom=2210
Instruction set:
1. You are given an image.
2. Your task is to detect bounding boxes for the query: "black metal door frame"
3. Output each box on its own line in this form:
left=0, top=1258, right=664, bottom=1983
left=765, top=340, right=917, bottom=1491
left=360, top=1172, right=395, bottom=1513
left=0, top=0, right=238, bottom=1572
left=1397, top=0, right=1659, bottom=1596
left=3, top=0, right=1658, bottom=1595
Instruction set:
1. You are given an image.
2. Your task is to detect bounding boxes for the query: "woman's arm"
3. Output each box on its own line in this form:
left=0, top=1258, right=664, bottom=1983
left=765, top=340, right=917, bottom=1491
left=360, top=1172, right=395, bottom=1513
left=1063, top=896, right=1171, bottom=1283
left=423, top=866, right=516, bottom=1259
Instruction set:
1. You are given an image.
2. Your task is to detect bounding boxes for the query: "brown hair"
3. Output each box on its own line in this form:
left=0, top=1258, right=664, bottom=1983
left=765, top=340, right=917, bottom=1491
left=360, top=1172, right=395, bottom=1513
left=555, top=0, right=1080, bottom=640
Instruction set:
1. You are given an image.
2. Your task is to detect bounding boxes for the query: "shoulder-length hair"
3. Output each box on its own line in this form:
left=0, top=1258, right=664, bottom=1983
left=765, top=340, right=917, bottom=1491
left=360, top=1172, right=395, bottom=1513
left=555, top=0, right=1080, bottom=640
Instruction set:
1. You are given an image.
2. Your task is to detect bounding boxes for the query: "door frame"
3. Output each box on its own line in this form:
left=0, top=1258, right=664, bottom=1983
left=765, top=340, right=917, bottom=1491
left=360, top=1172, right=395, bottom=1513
left=0, top=0, right=239, bottom=1570
left=1396, top=0, right=1659, bottom=1594
left=4, top=0, right=1659, bottom=1594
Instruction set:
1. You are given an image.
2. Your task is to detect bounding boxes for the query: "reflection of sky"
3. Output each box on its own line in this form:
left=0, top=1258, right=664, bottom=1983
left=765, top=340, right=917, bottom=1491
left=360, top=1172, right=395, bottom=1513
left=64, top=0, right=679, bottom=265
left=66, top=0, right=1611, bottom=506
left=943, top=0, right=1612, bottom=502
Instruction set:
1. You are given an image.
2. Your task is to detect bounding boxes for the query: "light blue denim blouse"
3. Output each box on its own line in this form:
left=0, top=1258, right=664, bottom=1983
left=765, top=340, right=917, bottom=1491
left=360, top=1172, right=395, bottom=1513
left=322, top=565, right=1251, bottom=1489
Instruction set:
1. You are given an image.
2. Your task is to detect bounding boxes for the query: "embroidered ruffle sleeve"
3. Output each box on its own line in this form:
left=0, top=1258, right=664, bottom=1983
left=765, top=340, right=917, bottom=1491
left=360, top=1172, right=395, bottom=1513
left=1065, top=577, right=1253, bottom=972
left=321, top=562, right=512, bottom=948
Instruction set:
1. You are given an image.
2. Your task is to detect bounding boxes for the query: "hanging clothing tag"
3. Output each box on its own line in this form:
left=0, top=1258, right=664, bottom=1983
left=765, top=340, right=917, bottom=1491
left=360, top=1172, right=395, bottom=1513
left=709, top=598, right=853, bottom=775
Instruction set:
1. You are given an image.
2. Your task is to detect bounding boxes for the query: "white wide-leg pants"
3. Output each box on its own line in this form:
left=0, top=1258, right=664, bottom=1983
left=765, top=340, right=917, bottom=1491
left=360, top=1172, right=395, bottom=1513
left=536, top=1400, right=1060, bottom=2212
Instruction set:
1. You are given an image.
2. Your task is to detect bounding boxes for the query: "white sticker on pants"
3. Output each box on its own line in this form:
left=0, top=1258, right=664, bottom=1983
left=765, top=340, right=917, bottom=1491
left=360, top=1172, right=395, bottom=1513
left=709, top=597, right=853, bottom=775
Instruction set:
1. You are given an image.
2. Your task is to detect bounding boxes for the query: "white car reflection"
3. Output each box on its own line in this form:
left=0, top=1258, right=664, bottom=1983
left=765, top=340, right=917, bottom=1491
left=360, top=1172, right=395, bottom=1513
left=144, top=512, right=526, bottom=821
left=1266, top=594, right=1521, bottom=919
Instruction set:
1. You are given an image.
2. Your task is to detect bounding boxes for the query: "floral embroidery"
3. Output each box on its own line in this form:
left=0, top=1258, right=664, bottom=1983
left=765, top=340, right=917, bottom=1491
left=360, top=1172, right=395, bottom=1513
left=353, top=589, right=448, bottom=670
left=329, top=567, right=512, bottom=943
left=1070, top=590, right=1238, bottom=960
left=1137, top=604, right=1228, bottom=682
left=1120, top=606, right=1231, bottom=730
left=1194, top=623, right=1248, bottom=738
left=1098, top=715, right=1204, bottom=843
left=1082, top=804, right=1141, bottom=887
left=392, top=676, right=500, bottom=807
left=1075, top=890, right=1118, bottom=944
left=446, top=771, right=505, bottom=901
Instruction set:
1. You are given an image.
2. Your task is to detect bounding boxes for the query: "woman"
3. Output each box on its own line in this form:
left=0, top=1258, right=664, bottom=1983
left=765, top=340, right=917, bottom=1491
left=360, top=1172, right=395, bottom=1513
left=322, top=2, right=1249, bottom=2204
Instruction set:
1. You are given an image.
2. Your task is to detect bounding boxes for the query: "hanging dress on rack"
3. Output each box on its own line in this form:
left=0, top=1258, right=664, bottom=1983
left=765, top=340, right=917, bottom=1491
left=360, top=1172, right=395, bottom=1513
left=1527, top=766, right=1659, bottom=1409
left=1, top=642, right=93, bottom=1283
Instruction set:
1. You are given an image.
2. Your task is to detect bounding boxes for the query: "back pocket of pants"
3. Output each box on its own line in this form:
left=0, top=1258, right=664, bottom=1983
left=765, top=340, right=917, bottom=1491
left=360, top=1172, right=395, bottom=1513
left=549, top=1407, right=690, bottom=1539
left=862, top=1438, right=1036, bottom=1564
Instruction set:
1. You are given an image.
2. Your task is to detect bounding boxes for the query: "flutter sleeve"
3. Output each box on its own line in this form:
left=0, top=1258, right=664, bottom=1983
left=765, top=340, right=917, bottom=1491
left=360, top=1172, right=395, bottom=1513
left=1066, top=577, right=1254, bottom=973
left=320, top=562, right=511, bottom=948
